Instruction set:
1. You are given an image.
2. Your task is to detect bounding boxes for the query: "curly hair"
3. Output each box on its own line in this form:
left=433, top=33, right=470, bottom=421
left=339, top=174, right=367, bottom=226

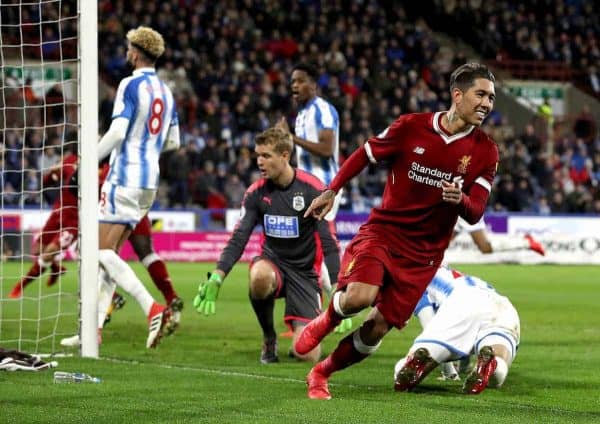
left=126, top=26, right=165, bottom=62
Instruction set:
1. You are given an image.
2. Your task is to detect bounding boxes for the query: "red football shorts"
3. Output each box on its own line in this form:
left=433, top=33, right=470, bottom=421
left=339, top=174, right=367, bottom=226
left=337, top=234, right=438, bottom=329
left=37, top=205, right=78, bottom=249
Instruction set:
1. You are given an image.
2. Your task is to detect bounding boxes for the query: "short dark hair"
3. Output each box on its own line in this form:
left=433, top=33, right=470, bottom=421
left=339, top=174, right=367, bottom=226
left=292, top=62, right=318, bottom=82
left=449, top=62, right=495, bottom=93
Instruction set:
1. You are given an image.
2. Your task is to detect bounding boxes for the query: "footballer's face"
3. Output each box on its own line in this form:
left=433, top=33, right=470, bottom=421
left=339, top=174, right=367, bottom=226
left=126, top=42, right=138, bottom=68
left=291, top=70, right=316, bottom=106
left=455, top=78, right=495, bottom=126
left=255, top=143, right=289, bottom=182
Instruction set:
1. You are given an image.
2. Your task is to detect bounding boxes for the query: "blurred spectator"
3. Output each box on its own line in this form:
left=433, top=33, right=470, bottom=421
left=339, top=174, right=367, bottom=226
left=573, top=105, right=597, bottom=143
left=549, top=190, right=568, bottom=213
left=191, top=160, right=219, bottom=207
left=588, top=66, right=600, bottom=94
left=2, top=0, right=599, bottom=216
left=537, top=96, right=554, bottom=128
left=521, top=124, right=542, bottom=155
left=533, top=196, right=551, bottom=215
left=493, top=177, right=519, bottom=211
left=167, top=148, right=191, bottom=208
left=223, top=174, right=246, bottom=208
left=38, top=146, right=60, bottom=173
left=22, top=169, right=40, bottom=205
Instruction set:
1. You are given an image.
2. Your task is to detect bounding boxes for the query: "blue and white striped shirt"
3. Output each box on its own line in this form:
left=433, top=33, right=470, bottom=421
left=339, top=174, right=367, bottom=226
left=414, top=267, right=495, bottom=315
left=294, top=96, right=339, bottom=186
left=107, top=67, right=178, bottom=189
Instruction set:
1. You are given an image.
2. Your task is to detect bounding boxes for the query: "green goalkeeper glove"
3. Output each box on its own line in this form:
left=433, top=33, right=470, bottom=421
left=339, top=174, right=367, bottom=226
left=193, top=272, right=223, bottom=315
left=334, top=317, right=353, bottom=334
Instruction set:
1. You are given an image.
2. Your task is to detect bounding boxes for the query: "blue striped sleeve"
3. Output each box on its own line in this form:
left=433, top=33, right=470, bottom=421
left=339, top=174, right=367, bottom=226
left=413, top=292, right=433, bottom=316
left=315, top=100, right=336, bottom=130
left=314, top=103, right=324, bottom=131
left=113, top=77, right=140, bottom=120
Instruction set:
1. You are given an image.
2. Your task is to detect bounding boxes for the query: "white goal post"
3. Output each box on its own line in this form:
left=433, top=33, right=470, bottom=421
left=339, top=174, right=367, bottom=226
left=0, top=0, right=98, bottom=357
left=79, top=0, right=98, bottom=358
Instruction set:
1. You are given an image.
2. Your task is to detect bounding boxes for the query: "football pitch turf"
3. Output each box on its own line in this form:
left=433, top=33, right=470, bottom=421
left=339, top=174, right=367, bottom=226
left=1, top=262, right=599, bottom=423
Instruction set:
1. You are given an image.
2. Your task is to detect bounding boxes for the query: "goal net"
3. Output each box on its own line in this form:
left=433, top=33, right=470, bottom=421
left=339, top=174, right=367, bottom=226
left=0, top=0, right=98, bottom=357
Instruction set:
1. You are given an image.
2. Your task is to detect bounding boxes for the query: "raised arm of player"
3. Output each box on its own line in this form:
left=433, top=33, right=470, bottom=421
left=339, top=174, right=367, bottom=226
left=276, top=117, right=335, bottom=158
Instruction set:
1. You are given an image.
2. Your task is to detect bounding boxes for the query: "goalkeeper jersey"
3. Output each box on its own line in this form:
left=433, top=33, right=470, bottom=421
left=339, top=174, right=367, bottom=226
left=217, top=169, right=339, bottom=276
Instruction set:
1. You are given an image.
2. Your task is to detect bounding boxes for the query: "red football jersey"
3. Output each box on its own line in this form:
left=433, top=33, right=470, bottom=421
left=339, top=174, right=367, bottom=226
left=51, top=153, right=78, bottom=209
left=362, top=112, right=498, bottom=264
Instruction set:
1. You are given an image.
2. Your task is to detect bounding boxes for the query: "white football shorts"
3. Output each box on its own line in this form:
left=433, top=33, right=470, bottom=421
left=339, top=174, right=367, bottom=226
left=412, top=286, right=520, bottom=361
left=99, top=182, right=156, bottom=228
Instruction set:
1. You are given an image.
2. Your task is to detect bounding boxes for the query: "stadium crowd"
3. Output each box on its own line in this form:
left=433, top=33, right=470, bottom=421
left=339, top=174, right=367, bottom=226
left=1, top=0, right=599, bottom=215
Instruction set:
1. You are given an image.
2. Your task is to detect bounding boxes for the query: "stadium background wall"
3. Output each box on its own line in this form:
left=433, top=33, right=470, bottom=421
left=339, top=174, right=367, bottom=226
left=2, top=209, right=599, bottom=264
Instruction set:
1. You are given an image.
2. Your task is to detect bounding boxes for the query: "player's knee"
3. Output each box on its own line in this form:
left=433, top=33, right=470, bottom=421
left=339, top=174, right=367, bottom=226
left=249, top=265, right=276, bottom=299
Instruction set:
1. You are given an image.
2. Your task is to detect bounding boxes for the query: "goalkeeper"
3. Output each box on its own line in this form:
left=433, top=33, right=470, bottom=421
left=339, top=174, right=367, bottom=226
left=194, top=127, right=342, bottom=364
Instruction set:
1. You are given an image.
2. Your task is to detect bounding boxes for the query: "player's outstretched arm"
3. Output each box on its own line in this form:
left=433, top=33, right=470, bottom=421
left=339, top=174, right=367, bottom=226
left=304, top=189, right=336, bottom=220
left=193, top=270, right=225, bottom=315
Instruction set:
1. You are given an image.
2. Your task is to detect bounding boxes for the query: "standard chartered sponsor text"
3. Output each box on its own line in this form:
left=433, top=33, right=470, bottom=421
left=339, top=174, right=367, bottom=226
left=408, top=161, right=452, bottom=187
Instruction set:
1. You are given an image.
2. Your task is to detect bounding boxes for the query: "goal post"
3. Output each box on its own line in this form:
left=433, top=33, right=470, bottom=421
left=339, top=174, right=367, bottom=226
left=0, top=0, right=98, bottom=357
left=79, top=0, right=98, bottom=358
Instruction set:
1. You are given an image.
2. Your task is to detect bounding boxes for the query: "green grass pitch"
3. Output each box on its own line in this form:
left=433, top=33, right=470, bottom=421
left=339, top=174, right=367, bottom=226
left=1, top=262, right=599, bottom=423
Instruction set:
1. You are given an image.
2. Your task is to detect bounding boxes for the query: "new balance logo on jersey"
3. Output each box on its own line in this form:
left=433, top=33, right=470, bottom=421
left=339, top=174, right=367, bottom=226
left=413, top=146, right=425, bottom=155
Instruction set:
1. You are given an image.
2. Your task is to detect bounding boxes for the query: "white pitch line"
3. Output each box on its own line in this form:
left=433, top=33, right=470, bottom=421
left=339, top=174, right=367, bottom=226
left=99, top=356, right=370, bottom=389
left=100, top=356, right=308, bottom=385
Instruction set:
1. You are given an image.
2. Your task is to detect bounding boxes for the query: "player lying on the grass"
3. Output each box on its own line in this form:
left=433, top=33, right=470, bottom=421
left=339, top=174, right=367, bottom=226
left=193, top=127, right=341, bottom=364
left=394, top=266, right=520, bottom=394
left=435, top=217, right=542, bottom=380
left=453, top=216, right=545, bottom=256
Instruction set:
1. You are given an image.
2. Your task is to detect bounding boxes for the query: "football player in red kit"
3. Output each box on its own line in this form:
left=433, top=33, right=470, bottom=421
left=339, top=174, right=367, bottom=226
left=9, top=148, right=78, bottom=298
left=295, top=62, right=500, bottom=399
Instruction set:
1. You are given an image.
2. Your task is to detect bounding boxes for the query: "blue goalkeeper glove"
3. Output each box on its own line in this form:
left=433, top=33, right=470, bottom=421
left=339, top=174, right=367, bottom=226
left=193, top=272, right=222, bottom=315
left=334, top=317, right=353, bottom=334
